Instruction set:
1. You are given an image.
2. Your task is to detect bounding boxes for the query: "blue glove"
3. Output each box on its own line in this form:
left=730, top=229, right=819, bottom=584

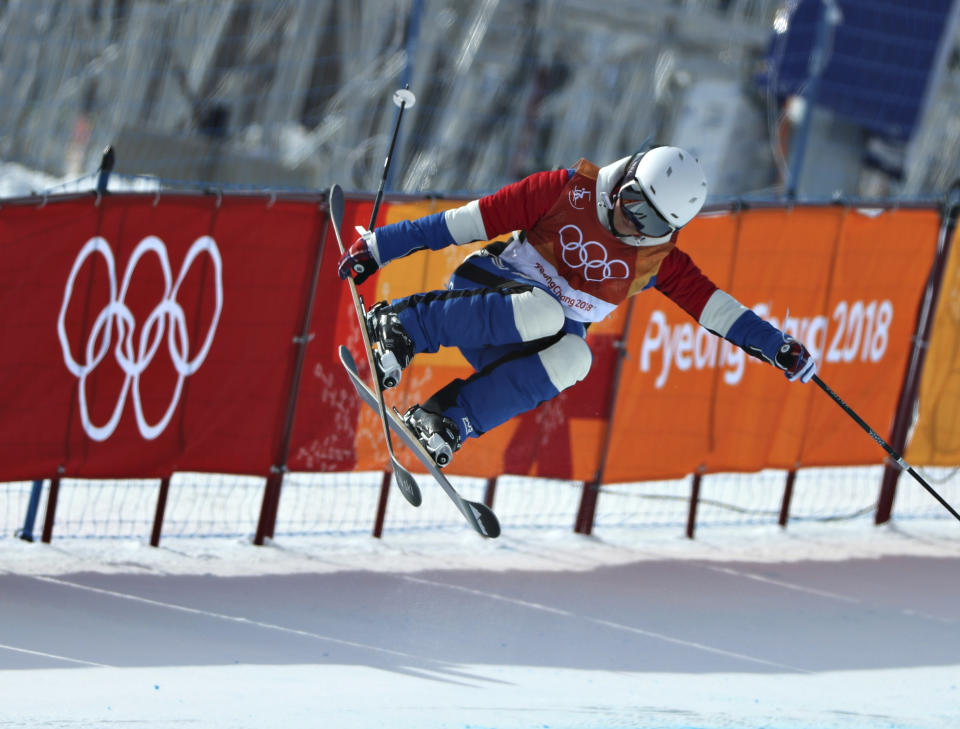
left=338, top=228, right=380, bottom=285
left=773, top=336, right=817, bottom=383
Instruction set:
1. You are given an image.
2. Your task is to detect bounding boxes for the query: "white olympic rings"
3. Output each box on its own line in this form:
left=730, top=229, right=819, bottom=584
left=559, top=224, right=629, bottom=282
left=57, top=235, right=223, bottom=441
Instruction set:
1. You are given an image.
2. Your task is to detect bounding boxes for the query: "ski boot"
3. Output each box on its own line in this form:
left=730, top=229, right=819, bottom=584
left=403, top=404, right=462, bottom=467
left=365, top=302, right=415, bottom=389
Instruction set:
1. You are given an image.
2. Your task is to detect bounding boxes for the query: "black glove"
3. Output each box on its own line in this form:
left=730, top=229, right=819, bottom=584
left=774, top=336, right=817, bottom=383
left=337, top=228, right=380, bottom=285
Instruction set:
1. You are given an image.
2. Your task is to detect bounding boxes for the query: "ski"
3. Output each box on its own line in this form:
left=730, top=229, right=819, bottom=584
left=339, top=345, right=501, bottom=538
left=327, top=184, right=422, bottom=507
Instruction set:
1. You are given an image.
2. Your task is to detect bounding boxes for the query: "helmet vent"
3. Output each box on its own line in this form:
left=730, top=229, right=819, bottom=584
left=689, top=197, right=699, bottom=203
left=666, top=166, right=673, bottom=177
left=678, top=152, right=685, bottom=160
left=650, top=185, right=657, bottom=195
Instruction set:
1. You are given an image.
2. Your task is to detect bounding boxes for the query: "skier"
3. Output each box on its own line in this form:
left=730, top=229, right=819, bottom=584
left=338, top=146, right=817, bottom=467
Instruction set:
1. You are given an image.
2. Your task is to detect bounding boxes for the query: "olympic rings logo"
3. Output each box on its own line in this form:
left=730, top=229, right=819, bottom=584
left=57, top=236, right=223, bottom=441
left=559, top=224, right=629, bottom=282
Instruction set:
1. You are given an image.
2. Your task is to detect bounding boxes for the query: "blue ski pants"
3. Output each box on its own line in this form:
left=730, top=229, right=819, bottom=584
left=390, top=247, right=592, bottom=441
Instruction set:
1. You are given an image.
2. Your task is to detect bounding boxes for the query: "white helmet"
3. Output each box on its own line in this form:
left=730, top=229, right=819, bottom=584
left=620, top=146, right=707, bottom=233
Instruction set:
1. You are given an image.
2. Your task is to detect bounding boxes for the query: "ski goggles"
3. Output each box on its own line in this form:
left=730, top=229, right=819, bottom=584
left=618, top=180, right=675, bottom=238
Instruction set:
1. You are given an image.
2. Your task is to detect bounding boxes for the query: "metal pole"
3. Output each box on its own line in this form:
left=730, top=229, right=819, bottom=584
left=902, top=0, right=960, bottom=195
left=785, top=0, right=842, bottom=199
left=16, top=480, right=44, bottom=542
left=383, top=1, right=422, bottom=193
left=876, top=186, right=960, bottom=521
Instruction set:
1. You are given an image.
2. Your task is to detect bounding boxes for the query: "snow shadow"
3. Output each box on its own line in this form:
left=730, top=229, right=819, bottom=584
left=2, top=554, right=957, bottom=678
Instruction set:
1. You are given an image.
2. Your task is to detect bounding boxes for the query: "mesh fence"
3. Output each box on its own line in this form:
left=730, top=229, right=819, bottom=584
left=2, top=467, right=956, bottom=541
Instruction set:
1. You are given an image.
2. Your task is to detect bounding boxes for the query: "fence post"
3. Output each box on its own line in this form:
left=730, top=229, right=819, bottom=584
left=372, top=471, right=392, bottom=538
left=483, top=477, right=497, bottom=508
left=686, top=469, right=704, bottom=539
left=254, top=200, right=331, bottom=545
left=574, top=299, right=637, bottom=535
left=779, top=468, right=798, bottom=528
left=574, top=481, right=599, bottom=535
left=254, top=473, right=281, bottom=545
left=876, top=189, right=959, bottom=522
left=16, top=480, right=44, bottom=542
left=41, top=472, right=63, bottom=543
left=150, top=477, right=171, bottom=547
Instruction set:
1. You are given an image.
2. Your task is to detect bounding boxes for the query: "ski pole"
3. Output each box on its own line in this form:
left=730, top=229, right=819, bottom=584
left=328, top=184, right=423, bottom=508
left=813, top=375, right=960, bottom=523
left=368, top=86, right=416, bottom=230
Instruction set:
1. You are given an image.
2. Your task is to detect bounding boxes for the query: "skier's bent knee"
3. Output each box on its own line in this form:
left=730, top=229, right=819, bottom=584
left=538, top=334, right=592, bottom=392
left=511, top=287, right=565, bottom=341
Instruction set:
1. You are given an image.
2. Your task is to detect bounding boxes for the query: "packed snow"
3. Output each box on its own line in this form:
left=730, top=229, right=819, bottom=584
left=2, top=519, right=958, bottom=729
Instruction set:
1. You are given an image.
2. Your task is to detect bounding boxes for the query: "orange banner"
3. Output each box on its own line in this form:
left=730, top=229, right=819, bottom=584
left=604, top=206, right=940, bottom=482
left=905, top=226, right=960, bottom=465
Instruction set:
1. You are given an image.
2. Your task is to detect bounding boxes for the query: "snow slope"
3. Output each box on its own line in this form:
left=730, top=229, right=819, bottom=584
left=2, top=521, right=958, bottom=729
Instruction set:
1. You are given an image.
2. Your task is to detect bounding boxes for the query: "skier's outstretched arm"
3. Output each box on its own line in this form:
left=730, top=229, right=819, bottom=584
left=655, top=248, right=817, bottom=383
left=338, top=168, right=571, bottom=284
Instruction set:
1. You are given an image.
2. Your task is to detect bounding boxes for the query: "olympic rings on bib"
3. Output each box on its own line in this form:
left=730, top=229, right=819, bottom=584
left=558, top=224, right=629, bottom=282
left=57, top=236, right=223, bottom=441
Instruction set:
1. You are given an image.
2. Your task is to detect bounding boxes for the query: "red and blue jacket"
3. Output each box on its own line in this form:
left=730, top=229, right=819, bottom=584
left=372, top=156, right=785, bottom=362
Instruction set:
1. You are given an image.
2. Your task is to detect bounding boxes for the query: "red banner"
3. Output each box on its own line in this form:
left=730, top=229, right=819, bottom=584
left=0, top=194, right=327, bottom=479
